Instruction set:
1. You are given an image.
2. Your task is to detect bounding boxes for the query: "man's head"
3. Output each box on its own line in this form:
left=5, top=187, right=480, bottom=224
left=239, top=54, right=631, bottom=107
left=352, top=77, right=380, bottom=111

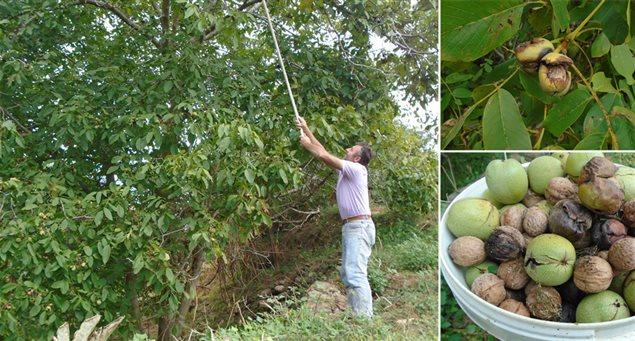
left=344, top=142, right=372, bottom=167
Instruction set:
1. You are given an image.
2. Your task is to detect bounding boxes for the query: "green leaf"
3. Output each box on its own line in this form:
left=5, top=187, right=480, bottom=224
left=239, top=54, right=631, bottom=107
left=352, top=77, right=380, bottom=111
left=163, top=81, right=173, bottom=93
left=29, top=303, right=42, bottom=317
left=115, top=205, right=124, bottom=218
left=613, top=106, right=635, bottom=125
left=278, top=168, right=288, bottom=184
left=106, top=166, right=118, bottom=174
left=103, top=207, right=113, bottom=221
left=591, top=33, right=611, bottom=58
left=132, top=256, right=144, bottom=274
left=445, top=73, right=473, bottom=84
left=611, top=44, right=635, bottom=84
left=612, top=115, right=635, bottom=149
left=543, top=89, right=592, bottom=137
left=166, top=268, right=175, bottom=283
left=51, top=280, right=69, bottom=294
left=441, top=0, right=524, bottom=61
left=574, top=132, right=607, bottom=150
left=442, top=108, right=472, bottom=149
left=550, top=0, right=570, bottom=35
left=94, top=211, right=104, bottom=226
left=83, top=246, right=92, bottom=256
left=184, top=6, right=196, bottom=19
left=244, top=169, right=255, bottom=184
left=583, top=93, right=623, bottom=135
left=591, top=72, right=618, bottom=93
left=98, top=241, right=111, bottom=264
left=452, top=88, right=472, bottom=98
left=482, top=88, right=532, bottom=149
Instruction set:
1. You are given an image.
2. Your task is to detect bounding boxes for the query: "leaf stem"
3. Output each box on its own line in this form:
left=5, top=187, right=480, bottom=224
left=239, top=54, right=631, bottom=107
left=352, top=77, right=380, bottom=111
left=476, top=68, right=520, bottom=108
left=568, top=0, right=606, bottom=40
left=554, top=0, right=606, bottom=53
left=533, top=105, right=548, bottom=149
left=569, top=63, right=618, bottom=148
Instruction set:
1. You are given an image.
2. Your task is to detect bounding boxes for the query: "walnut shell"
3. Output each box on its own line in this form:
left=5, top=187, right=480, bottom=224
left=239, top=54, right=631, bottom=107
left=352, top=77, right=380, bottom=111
left=499, top=298, right=530, bottom=317
left=523, top=233, right=534, bottom=246
left=623, top=199, right=635, bottom=229
left=579, top=156, right=618, bottom=183
left=485, top=226, right=526, bottom=262
left=505, top=289, right=526, bottom=302
left=449, top=236, right=486, bottom=267
left=526, top=286, right=562, bottom=321
left=522, top=189, right=545, bottom=208
left=544, top=177, right=578, bottom=204
left=558, top=303, right=576, bottom=323
left=500, top=204, right=527, bottom=231
left=471, top=273, right=506, bottom=306
left=555, top=279, right=587, bottom=305
left=573, top=256, right=613, bottom=293
left=578, top=177, right=624, bottom=214
left=497, top=258, right=530, bottom=290
left=591, top=219, right=627, bottom=250
left=608, top=237, right=635, bottom=271
left=524, top=280, right=539, bottom=296
left=523, top=206, right=548, bottom=237
left=548, top=199, right=593, bottom=248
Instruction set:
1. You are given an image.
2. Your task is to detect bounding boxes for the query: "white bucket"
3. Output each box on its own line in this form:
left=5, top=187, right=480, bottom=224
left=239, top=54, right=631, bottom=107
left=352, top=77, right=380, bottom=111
left=440, top=167, right=635, bottom=341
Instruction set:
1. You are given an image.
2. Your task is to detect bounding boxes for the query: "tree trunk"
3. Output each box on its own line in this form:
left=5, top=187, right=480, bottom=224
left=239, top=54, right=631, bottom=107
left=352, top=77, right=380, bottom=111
left=174, top=245, right=206, bottom=336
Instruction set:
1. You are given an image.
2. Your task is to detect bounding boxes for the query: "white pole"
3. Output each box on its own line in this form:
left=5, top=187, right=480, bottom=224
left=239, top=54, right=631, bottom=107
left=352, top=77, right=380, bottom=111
left=262, top=0, right=304, bottom=136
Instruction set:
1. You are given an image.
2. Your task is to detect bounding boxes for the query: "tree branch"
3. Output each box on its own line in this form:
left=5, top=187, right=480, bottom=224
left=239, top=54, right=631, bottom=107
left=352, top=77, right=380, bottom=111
left=160, top=0, right=170, bottom=34
left=194, top=0, right=262, bottom=43
left=77, top=0, right=162, bottom=49
left=238, top=0, right=262, bottom=11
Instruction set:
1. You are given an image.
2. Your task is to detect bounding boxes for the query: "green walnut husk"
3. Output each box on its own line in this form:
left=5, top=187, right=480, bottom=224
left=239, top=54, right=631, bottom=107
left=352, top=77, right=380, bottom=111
left=565, top=152, right=604, bottom=178
left=623, top=271, right=635, bottom=311
left=552, top=152, right=569, bottom=169
left=609, top=271, right=629, bottom=296
left=514, top=38, right=555, bottom=73
left=447, top=198, right=500, bottom=240
left=525, top=234, right=576, bottom=286
left=481, top=189, right=504, bottom=208
left=576, top=291, right=631, bottom=323
left=527, top=156, right=564, bottom=194
left=616, top=166, right=635, bottom=201
left=539, top=52, right=573, bottom=96
left=485, top=159, right=528, bottom=205
left=465, top=261, right=499, bottom=288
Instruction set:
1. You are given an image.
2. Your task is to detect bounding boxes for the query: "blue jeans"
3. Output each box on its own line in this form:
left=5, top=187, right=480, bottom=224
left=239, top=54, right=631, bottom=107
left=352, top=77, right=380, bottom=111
left=340, top=219, right=375, bottom=317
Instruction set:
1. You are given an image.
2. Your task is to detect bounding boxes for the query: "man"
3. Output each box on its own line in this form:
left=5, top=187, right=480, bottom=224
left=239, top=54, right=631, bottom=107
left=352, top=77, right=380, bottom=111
left=295, top=116, right=375, bottom=318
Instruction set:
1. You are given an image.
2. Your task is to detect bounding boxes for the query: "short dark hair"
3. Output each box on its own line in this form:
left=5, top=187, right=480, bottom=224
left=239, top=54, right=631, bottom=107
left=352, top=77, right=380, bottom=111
left=356, top=142, right=372, bottom=167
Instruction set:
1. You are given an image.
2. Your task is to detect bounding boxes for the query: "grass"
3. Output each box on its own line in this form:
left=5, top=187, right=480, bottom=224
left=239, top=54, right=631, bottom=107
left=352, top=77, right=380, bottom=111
left=199, top=213, right=438, bottom=340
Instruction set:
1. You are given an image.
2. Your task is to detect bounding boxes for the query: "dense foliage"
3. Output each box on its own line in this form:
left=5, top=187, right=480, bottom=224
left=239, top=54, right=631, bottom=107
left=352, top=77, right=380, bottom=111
left=441, top=0, right=634, bottom=150
left=0, top=0, right=436, bottom=339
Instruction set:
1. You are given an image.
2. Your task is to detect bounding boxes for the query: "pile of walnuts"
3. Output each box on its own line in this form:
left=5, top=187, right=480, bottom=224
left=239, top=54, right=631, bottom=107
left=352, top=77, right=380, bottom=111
left=446, top=153, right=635, bottom=323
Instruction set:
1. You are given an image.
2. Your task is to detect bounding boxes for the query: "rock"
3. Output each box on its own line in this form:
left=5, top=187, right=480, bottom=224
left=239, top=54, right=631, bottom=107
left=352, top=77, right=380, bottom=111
left=305, top=281, right=348, bottom=313
left=257, top=300, right=271, bottom=310
left=273, top=285, right=286, bottom=294
left=396, top=318, right=415, bottom=326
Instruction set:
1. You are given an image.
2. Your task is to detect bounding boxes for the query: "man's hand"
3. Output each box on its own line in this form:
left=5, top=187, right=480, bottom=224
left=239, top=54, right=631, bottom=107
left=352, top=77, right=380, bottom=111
left=295, top=116, right=309, bottom=135
left=299, top=134, right=312, bottom=149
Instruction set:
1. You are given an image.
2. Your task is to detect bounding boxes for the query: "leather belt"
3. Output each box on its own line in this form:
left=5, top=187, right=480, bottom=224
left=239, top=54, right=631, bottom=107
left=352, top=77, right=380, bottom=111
left=342, top=214, right=372, bottom=224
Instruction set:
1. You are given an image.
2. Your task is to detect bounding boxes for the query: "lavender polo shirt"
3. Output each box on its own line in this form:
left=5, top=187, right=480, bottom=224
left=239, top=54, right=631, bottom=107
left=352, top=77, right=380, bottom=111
left=336, top=160, right=371, bottom=220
